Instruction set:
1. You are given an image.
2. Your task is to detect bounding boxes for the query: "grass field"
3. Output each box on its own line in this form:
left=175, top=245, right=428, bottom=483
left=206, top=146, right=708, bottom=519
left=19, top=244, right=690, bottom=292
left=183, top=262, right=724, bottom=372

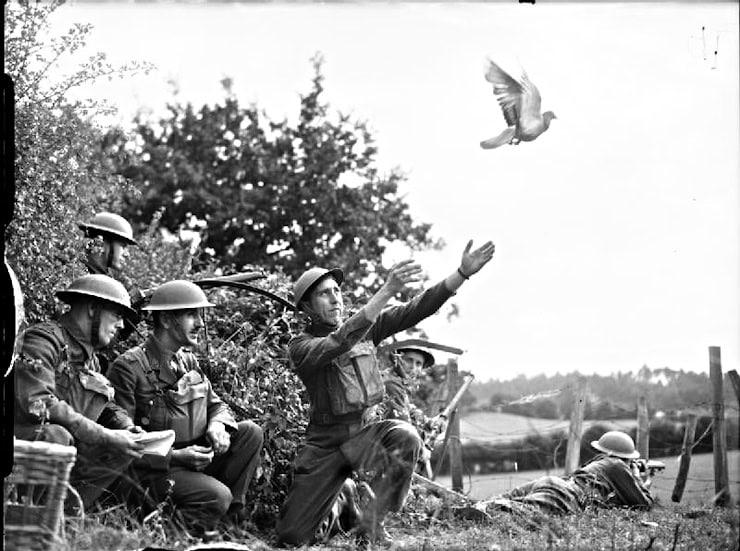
left=31, top=414, right=739, bottom=550
left=54, top=452, right=739, bottom=550
left=62, top=503, right=740, bottom=551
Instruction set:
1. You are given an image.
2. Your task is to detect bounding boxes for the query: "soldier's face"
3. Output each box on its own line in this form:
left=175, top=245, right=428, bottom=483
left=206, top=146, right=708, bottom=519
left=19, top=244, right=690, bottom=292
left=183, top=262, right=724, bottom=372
left=168, top=309, right=204, bottom=348
left=97, top=307, right=125, bottom=347
left=103, top=239, right=128, bottom=271
left=308, top=277, right=343, bottom=326
left=401, top=351, right=427, bottom=377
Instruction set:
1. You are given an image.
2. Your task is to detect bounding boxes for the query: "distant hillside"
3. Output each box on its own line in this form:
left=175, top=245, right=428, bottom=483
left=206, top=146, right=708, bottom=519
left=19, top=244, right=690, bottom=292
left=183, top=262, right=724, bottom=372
left=465, top=365, right=736, bottom=419
left=459, top=411, right=636, bottom=445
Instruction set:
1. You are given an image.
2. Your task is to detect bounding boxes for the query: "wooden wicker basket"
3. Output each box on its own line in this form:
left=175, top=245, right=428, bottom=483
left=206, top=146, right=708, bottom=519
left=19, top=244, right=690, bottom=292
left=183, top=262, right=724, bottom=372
left=3, top=438, right=77, bottom=551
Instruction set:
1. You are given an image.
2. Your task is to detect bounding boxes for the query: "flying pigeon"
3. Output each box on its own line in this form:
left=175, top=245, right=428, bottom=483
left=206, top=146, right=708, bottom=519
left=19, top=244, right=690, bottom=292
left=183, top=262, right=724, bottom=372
left=480, top=59, right=556, bottom=149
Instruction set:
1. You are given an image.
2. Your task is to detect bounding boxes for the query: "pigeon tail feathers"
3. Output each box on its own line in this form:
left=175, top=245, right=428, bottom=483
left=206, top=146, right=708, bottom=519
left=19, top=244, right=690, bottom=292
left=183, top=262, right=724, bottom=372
left=480, top=127, right=516, bottom=149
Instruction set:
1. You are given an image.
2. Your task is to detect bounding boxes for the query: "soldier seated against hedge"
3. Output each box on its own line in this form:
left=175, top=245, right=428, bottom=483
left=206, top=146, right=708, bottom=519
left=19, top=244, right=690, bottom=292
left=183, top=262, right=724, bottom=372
left=13, top=274, right=145, bottom=511
left=107, top=280, right=264, bottom=534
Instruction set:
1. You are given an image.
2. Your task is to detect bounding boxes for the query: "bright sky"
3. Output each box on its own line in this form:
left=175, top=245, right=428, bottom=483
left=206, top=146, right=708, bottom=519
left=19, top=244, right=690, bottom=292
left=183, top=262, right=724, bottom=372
left=49, top=1, right=739, bottom=382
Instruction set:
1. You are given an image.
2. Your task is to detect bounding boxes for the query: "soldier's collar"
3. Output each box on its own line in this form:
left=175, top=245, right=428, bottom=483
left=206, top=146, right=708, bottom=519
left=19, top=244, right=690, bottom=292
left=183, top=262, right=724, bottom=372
left=145, top=334, right=180, bottom=365
left=81, top=258, right=109, bottom=276
left=58, top=313, right=95, bottom=360
left=307, top=319, right=340, bottom=337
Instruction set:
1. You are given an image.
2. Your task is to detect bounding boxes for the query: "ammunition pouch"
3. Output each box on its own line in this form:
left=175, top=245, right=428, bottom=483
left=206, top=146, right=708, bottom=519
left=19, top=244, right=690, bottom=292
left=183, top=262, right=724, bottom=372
left=326, top=341, right=385, bottom=416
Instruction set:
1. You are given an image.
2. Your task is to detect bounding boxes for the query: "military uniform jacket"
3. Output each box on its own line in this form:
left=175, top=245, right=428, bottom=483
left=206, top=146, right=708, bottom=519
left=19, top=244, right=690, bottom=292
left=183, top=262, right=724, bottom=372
left=572, top=455, right=654, bottom=508
left=289, top=280, right=454, bottom=424
left=14, top=314, right=134, bottom=444
left=107, top=336, right=237, bottom=449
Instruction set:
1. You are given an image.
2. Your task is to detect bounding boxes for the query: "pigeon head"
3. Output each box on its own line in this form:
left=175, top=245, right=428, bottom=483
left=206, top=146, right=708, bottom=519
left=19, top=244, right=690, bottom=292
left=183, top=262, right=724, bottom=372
left=543, top=111, right=557, bottom=128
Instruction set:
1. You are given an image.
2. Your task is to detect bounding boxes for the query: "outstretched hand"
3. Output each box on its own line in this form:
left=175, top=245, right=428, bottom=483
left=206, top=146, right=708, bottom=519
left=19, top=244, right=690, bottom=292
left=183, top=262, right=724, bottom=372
left=384, top=259, right=423, bottom=294
left=459, top=240, right=495, bottom=277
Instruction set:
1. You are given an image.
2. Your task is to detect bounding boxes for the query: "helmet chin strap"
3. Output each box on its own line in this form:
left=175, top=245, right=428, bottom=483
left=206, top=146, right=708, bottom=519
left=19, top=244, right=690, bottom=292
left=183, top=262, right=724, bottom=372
left=105, top=239, right=115, bottom=271
left=301, top=303, right=323, bottom=325
left=90, top=304, right=101, bottom=349
left=166, top=312, right=193, bottom=349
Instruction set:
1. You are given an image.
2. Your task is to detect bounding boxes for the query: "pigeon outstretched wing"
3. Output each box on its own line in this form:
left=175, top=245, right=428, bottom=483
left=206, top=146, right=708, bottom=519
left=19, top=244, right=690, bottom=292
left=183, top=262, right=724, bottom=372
left=484, top=59, right=523, bottom=127
left=518, top=70, right=544, bottom=122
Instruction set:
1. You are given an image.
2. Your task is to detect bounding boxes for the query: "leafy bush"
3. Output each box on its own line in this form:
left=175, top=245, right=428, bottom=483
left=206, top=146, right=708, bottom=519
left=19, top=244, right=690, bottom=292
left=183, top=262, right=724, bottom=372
left=5, top=0, right=150, bottom=323
left=194, top=270, right=307, bottom=530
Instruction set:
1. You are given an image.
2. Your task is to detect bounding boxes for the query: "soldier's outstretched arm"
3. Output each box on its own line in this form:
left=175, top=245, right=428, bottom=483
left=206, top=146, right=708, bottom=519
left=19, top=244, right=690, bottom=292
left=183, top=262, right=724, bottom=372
left=443, top=240, right=495, bottom=293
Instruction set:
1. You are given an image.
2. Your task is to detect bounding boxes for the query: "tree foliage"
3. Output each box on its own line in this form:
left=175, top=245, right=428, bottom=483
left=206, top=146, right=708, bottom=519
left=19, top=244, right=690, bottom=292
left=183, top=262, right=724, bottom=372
left=104, top=58, right=440, bottom=294
left=196, top=271, right=306, bottom=528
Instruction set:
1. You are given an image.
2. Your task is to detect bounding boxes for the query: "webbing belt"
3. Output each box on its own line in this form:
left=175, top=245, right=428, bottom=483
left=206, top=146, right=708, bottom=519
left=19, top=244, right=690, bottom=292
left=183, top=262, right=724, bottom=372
left=310, top=411, right=364, bottom=425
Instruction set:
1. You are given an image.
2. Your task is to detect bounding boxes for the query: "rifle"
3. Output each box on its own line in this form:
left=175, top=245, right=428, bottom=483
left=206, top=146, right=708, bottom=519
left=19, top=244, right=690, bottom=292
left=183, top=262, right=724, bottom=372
left=420, top=373, right=475, bottom=478
left=437, top=374, right=475, bottom=422
left=195, top=271, right=295, bottom=309
left=634, top=459, right=666, bottom=478
left=131, top=271, right=294, bottom=378
left=194, top=272, right=266, bottom=287
left=131, top=271, right=295, bottom=311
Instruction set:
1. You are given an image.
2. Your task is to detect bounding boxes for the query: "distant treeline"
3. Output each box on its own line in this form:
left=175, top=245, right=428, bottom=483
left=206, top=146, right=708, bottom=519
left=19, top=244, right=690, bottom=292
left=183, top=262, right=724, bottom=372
left=465, top=366, right=737, bottom=420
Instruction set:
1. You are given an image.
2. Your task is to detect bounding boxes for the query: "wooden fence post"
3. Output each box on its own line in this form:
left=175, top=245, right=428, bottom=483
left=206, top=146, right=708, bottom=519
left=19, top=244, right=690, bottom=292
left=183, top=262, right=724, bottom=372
left=447, top=359, right=463, bottom=493
left=564, top=377, right=587, bottom=475
left=671, top=413, right=697, bottom=502
left=709, top=346, right=729, bottom=506
left=637, top=396, right=650, bottom=459
left=728, top=369, right=740, bottom=451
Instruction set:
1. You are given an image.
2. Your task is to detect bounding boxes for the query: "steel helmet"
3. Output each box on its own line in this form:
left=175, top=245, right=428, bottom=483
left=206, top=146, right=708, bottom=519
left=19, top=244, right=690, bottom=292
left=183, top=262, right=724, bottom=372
left=591, top=430, right=640, bottom=459
left=78, top=212, right=137, bottom=246
left=142, top=280, right=215, bottom=311
left=396, top=347, right=436, bottom=369
left=293, top=267, right=344, bottom=308
left=56, top=274, right=136, bottom=319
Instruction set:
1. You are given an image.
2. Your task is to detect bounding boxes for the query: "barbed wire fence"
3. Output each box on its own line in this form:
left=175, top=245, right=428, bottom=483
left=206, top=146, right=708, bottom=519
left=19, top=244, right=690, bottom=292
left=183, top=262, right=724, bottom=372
left=426, top=350, right=739, bottom=507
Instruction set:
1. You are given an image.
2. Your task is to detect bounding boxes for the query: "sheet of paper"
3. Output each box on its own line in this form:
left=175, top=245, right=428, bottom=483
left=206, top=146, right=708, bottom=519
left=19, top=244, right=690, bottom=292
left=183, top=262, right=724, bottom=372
left=132, top=430, right=176, bottom=456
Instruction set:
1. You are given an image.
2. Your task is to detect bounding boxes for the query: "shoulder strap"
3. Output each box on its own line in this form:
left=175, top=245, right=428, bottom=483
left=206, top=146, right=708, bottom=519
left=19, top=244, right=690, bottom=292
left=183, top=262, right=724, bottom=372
left=25, top=321, right=69, bottom=368
left=127, top=344, right=165, bottom=394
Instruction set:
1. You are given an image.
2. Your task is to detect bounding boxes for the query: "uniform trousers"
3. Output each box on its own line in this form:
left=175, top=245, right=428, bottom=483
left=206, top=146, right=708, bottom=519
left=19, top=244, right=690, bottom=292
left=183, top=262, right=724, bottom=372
left=137, top=420, right=263, bottom=530
left=14, top=422, right=135, bottom=511
left=276, top=418, right=422, bottom=546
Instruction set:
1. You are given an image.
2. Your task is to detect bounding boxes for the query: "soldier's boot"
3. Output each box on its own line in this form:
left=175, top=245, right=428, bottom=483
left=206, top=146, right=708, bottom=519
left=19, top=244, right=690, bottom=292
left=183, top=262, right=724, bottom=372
left=314, top=478, right=364, bottom=543
left=355, top=482, right=392, bottom=548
